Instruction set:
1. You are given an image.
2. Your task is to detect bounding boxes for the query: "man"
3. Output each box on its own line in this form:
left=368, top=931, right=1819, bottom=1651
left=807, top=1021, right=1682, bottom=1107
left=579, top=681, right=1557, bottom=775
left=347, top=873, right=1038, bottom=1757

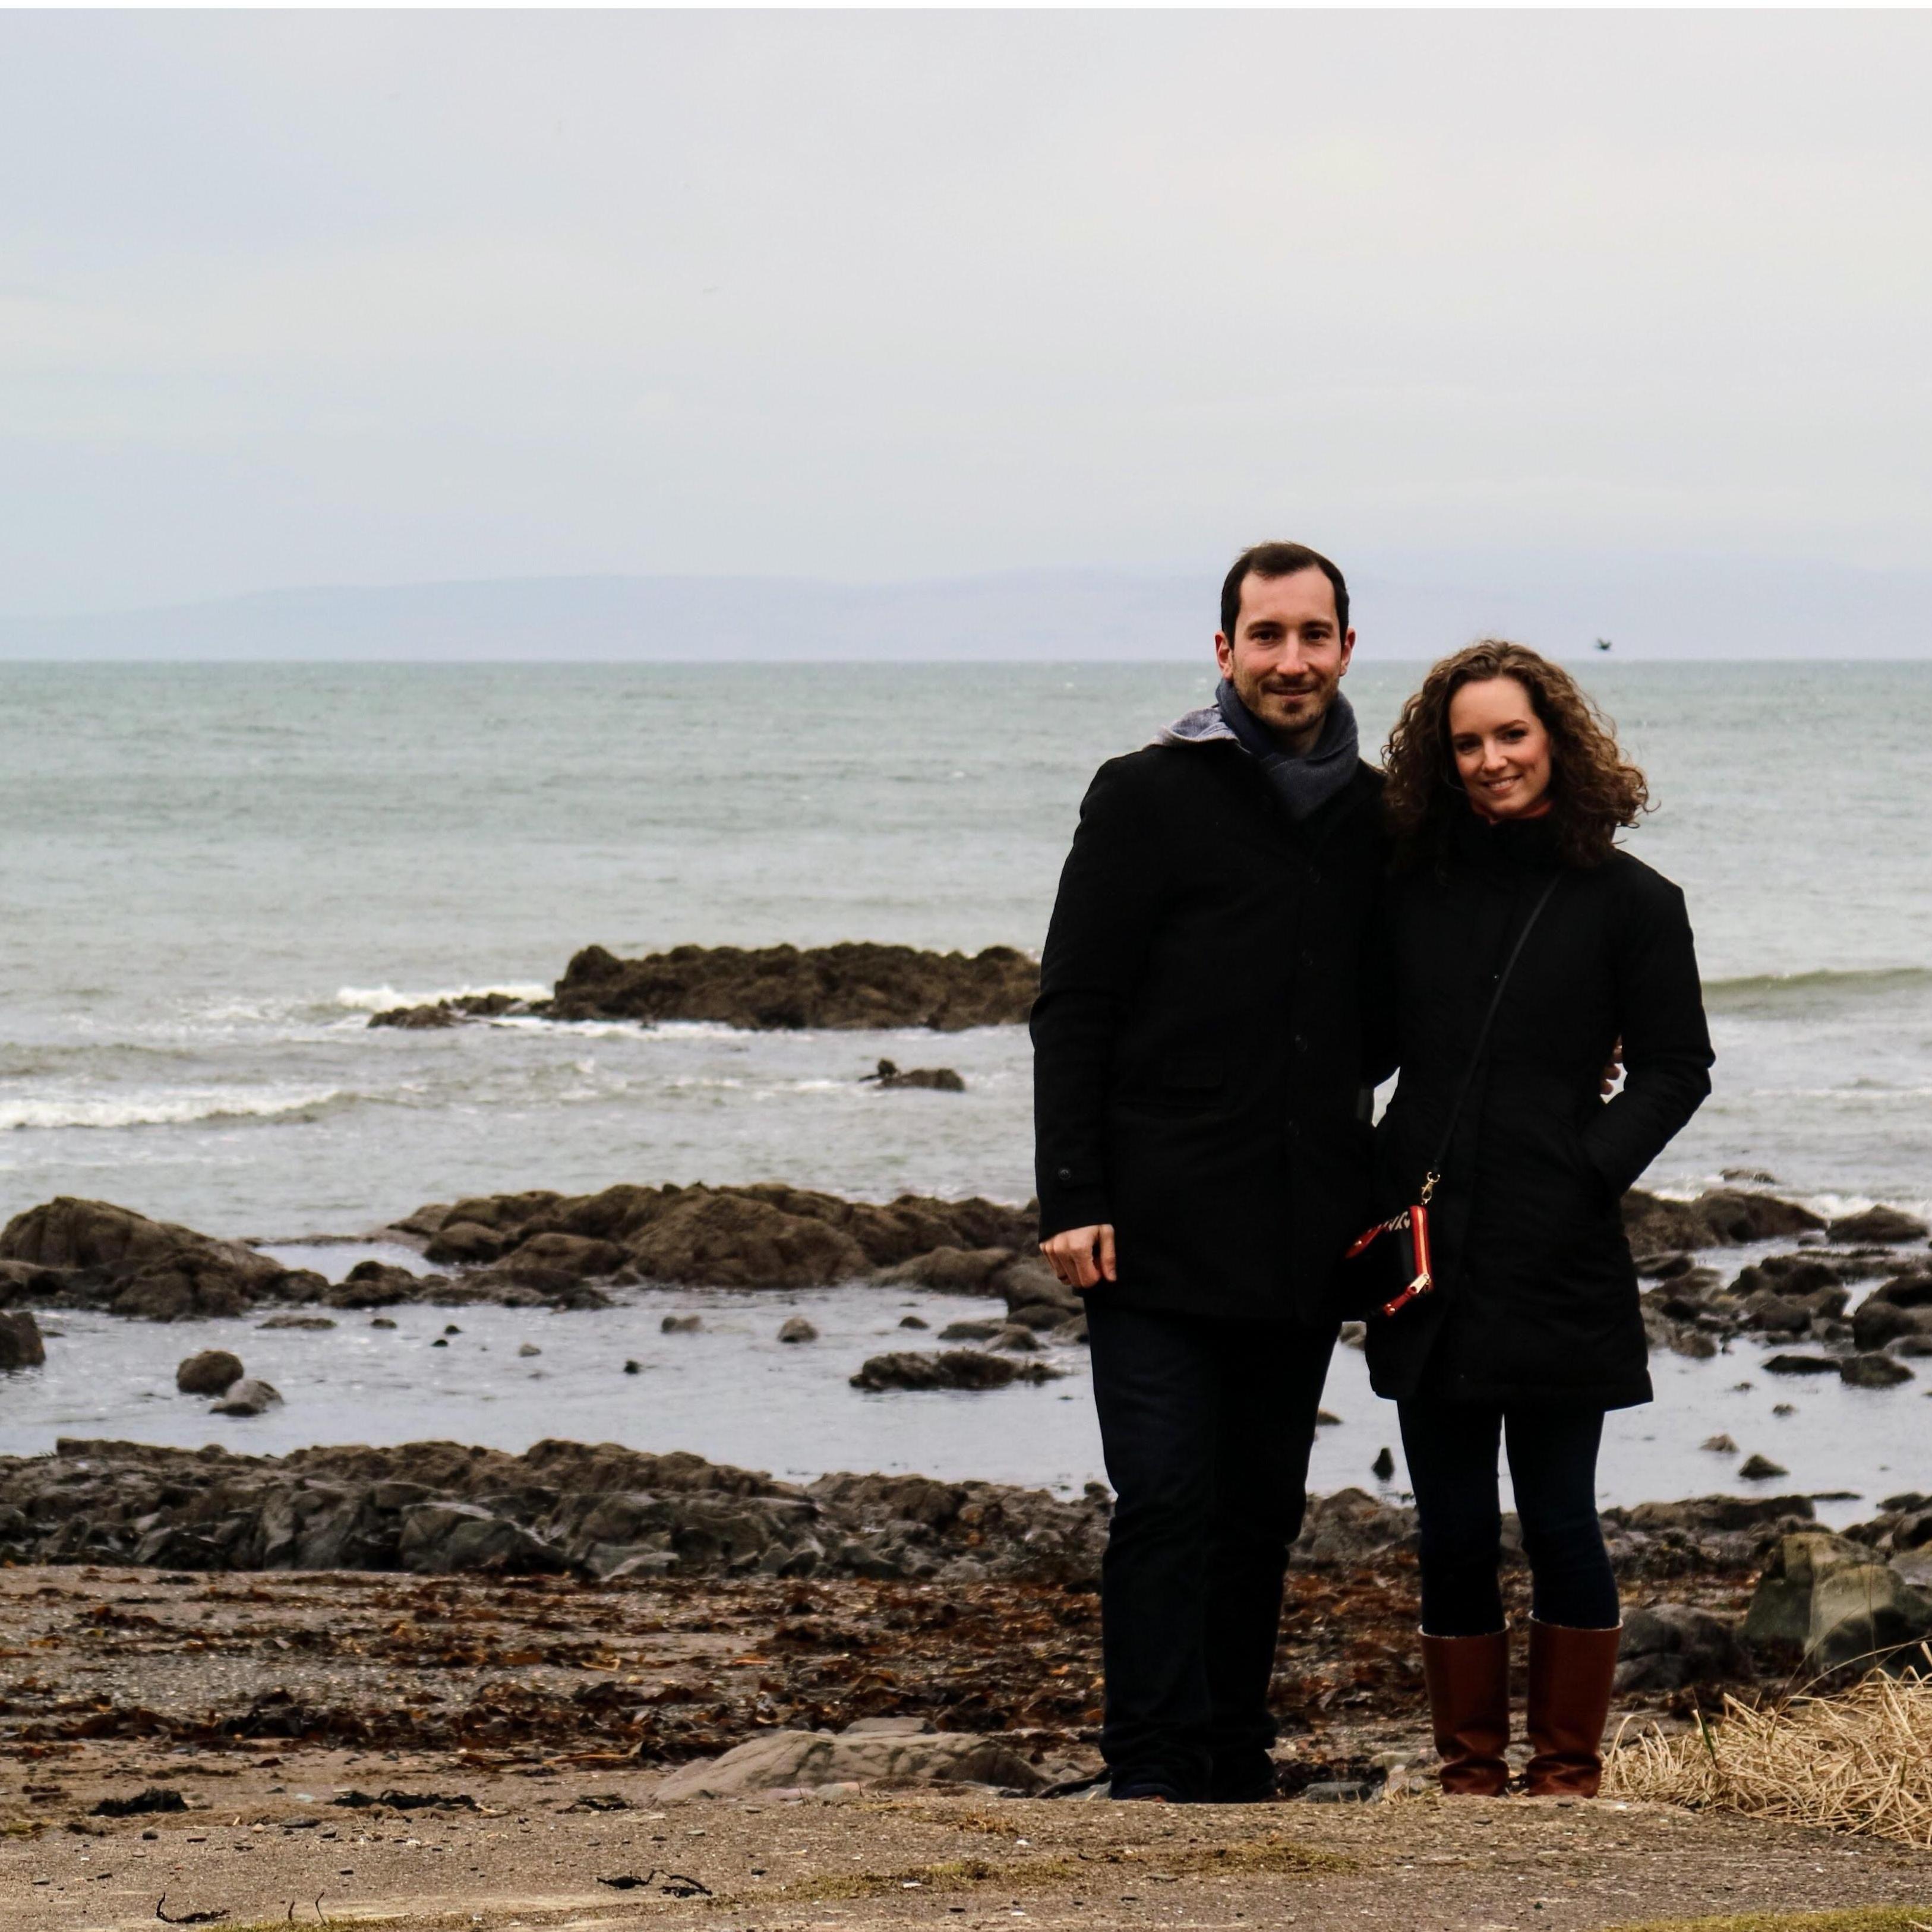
left=1031, top=541, right=1385, bottom=1803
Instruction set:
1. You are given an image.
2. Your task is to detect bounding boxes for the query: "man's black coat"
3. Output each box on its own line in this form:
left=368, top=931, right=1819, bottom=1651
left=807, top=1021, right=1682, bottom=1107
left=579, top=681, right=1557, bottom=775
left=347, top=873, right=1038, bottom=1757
left=1031, top=737, right=1386, bottom=1325
left=1365, top=809, right=1714, bottom=1410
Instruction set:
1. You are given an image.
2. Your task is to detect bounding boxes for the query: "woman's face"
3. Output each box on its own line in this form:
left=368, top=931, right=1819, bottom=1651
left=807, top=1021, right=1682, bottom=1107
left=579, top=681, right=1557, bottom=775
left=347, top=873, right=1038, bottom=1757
left=1447, top=674, right=1553, bottom=819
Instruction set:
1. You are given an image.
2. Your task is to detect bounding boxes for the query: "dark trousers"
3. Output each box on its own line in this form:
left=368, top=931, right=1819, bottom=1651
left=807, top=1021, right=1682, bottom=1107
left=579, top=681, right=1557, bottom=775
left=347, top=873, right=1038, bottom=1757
left=1085, top=1299, right=1335, bottom=1799
left=1397, top=1397, right=1620, bottom=1636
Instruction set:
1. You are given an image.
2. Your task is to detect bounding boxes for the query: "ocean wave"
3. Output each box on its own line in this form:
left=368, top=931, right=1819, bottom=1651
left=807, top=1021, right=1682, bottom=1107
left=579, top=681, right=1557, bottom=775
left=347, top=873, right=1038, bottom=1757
left=0, top=1086, right=347, bottom=1132
left=1703, top=965, right=1932, bottom=1014
left=333, top=981, right=554, bottom=1013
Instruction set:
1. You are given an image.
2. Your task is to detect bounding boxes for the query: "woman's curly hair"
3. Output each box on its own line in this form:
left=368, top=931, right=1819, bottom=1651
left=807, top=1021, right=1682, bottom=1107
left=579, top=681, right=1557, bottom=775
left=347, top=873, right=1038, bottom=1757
left=1382, top=640, right=1649, bottom=869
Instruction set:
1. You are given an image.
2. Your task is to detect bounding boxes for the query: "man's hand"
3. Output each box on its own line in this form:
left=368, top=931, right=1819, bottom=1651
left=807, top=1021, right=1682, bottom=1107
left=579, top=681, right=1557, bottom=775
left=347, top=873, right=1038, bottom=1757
left=1043, top=1223, right=1117, bottom=1290
left=1601, top=1037, right=1624, bottom=1097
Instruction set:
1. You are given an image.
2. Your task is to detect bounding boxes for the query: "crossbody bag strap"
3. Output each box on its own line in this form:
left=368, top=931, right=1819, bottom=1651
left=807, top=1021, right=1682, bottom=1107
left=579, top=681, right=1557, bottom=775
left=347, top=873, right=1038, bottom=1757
left=1418, top=870, right=1563, bottom=1204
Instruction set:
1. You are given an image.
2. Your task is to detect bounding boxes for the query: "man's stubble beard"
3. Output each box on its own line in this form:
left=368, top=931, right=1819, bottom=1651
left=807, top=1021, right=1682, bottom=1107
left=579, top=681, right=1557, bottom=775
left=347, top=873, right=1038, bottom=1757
left=1232, top=664, right=1339, bottom=743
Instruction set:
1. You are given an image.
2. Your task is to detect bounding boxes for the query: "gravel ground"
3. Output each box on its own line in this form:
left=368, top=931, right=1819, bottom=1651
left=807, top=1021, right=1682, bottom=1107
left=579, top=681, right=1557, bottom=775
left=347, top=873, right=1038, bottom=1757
left=3, top=1564, right=1927, bottom=1931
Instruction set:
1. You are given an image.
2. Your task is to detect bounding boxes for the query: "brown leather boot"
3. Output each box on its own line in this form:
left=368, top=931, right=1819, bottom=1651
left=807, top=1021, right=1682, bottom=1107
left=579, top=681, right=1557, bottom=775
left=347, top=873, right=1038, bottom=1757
left=1524, top=1619, right=1622, bottom=1797
left=1419, top=1628, right=1511, bottom=1796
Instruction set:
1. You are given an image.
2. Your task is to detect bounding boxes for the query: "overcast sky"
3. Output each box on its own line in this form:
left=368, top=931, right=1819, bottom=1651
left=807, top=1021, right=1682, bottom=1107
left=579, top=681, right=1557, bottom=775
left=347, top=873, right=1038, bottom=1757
left=4, top=10, right=1930, bottom=617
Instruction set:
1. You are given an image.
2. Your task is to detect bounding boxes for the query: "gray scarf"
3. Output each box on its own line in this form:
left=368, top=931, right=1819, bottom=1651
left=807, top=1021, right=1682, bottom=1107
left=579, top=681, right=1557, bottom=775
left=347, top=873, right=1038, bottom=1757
left=1213, top=680, right=1362, bottom=822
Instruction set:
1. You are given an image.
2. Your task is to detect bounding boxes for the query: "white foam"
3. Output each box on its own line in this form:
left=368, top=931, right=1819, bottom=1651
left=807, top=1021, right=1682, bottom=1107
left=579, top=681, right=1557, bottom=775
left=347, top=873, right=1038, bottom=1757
left=333, top=983, right=552, bottom=1012
left=0, top=1087, right=345, bottom=1132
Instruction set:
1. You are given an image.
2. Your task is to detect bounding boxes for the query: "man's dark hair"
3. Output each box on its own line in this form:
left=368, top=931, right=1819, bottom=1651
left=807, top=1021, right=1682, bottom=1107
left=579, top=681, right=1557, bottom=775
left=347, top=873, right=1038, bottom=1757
left=1219, top=542, right=1349, bottom=642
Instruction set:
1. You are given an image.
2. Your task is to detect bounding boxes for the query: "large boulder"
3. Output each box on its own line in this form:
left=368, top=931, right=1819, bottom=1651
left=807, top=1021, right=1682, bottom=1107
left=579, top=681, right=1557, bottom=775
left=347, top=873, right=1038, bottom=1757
left=1743, top=1530, right=1932, bottom=1669
left=0, top=1310, right=45, bottom=1371
left=0, top=1197, right=322, bottom=1320
left=176, top=1350, right=245, bottom=1396
left=652, top=1725, right=1047, bottom=1800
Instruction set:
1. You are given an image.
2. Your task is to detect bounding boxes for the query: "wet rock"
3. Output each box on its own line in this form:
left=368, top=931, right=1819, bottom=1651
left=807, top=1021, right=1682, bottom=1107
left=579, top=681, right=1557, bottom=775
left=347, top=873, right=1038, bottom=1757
left=490, top=1231, right=628, bottom=1286
left=176, top=1349, right=245, bottom=1396
left=1371, top=1447, right=1397, bottom=1482
left=1738, top=1453, right=1788, bottom=1480
left=1635, top=1250, right=1695, bottom=1280
left=850, top=1349, right=1063, bottom=1392
left=324, top=1261, right=438, bottom=1309
left=897, top=1314, right=929, bottom=1329
left=661, top=1314, right=703, bottom=1334
left=652, top=1726, right=1047, bottom=1800
left=390, top=1180, right=1033, bottom=1298
left=517, top=1342, right=542, bottom=1358
left=875, top=1246, right=1018, bottom=1295
left=1839, top=1352, right=1914, bottom=1388
left=776, top=1317, right=818, bottom=1344
left=1615, top=1604, right=1745, bottom=1691
left=1764, top=1354, right=1838, bottom=1376
left=210, top=1377, right=282, bottom=1417
left=1700, top=1434, right=1738, bottom=1453
left=541, top=940, right=1038, bottom=1031
left=369, top=991, right=531, bottom=1030
left=861, top=1059, right=967, bottom=1093
left=1826, top=1206, right=1929, bottom=1245
left=989, top=1325, right=1041, bottom=1353
left=421, top=1220, right=514, bottom=1268
left=0, top=1310, right=45, bottom=1371
left=1851, top=1284, right=1932, bottom=1352
left=1050, top=1312, right=1090, bottom=1345
left=258, top=1314, right=336, bottom=1330
left=1622, top=1187, right=1825, bottom=1253
left=1738, top=1291, right=1817, bottom=1336
left=939, top=1318, right=1005, bottom=1343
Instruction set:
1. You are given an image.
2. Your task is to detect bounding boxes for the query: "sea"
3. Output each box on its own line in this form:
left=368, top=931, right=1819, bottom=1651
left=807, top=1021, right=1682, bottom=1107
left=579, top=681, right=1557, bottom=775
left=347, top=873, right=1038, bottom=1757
left=3, top=660, right=1930, bottom=1514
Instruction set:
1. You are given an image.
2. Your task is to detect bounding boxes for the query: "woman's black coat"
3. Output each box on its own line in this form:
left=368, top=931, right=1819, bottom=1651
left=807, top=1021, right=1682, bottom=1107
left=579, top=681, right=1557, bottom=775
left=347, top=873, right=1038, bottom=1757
left=1365, top=808, right=1714, bottom=1411
left=1032, top=743, right=1386, bottom=1325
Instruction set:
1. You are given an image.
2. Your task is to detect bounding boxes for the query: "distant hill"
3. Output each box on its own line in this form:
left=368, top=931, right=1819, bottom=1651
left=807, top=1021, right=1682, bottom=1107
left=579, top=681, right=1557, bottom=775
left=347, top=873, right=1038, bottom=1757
left=1, top=554, right=1926, bottom=660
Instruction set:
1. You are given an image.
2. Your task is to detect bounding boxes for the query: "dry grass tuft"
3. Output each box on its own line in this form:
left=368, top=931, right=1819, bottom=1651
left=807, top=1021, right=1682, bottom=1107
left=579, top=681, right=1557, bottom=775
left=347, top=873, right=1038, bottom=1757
left=1606, top=1664, right=1932, bottom=1848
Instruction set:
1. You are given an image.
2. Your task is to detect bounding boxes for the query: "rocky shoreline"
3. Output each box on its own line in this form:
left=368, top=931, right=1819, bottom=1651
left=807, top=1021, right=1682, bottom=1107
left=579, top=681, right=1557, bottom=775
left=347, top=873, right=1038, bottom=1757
left=367, top=940, right=1040, bottom=1032
left=0, top=1186, right=1069, bottom=1322
left=3, top=1435, right=1930, bottom=1714
left=2, top=1181, right=1924, bottom=1343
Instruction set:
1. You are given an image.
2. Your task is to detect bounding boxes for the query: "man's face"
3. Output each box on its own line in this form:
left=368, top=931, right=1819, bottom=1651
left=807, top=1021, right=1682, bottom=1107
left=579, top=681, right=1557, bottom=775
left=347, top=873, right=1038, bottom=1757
left=1214, top=567, right=1355, bottom=751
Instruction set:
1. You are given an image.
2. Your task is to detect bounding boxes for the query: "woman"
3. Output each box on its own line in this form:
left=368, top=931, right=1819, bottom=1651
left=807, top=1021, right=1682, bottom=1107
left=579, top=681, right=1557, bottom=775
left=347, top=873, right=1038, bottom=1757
left=1369, top=640, right=1713, bottom=1798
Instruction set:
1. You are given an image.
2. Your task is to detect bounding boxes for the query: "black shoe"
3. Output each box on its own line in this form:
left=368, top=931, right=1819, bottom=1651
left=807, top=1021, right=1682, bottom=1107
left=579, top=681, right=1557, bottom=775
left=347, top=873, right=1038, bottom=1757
left=1109, top=1778, right=1186, bottom=1803
left=1207, top=1747, right=1278, bottom=1804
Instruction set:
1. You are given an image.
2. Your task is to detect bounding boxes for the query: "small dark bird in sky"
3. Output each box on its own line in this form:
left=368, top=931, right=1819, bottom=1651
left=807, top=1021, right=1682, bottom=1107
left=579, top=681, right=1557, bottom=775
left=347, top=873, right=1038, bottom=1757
left=1596, top=637, right=1614, bottom=652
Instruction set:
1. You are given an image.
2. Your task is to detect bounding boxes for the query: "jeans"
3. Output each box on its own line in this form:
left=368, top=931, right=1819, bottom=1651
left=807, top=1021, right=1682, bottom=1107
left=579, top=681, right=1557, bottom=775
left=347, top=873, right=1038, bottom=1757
left=1397, top=1397, right=1620, bottom=1636
left=1085, top=1299, right=1336, bottom=1798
